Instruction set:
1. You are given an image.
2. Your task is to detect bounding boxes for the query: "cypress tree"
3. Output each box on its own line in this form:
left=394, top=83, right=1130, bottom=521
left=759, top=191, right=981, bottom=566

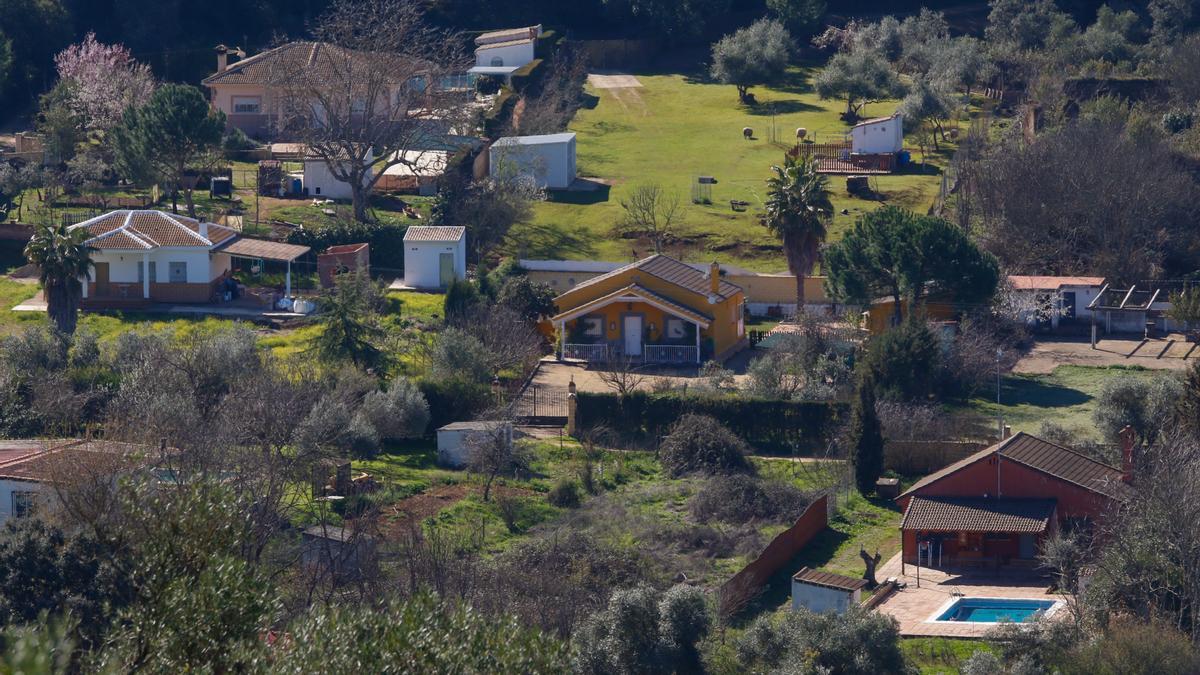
left=852, top=378, right=885, bottom=494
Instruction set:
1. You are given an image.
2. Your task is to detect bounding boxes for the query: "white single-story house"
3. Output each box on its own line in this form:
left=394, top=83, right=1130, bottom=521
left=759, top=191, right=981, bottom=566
left=1007, top=275, right=1106, bottom=329
left=791, top=567, right=868, bottom=615
left=850, top=112, right=904, bottom=154
left=0, top=440, right=149, bottom=524
left=70, top=210, right=311, bottom=305
left=468, top=25, right=541, bottom=80
left=302, top=150, right=375, bottom=200
left=436, top=421, right=513, bottom=468
left=490, top=132, right=577, bottom=189
left=403, top=225, right=467, bottom=289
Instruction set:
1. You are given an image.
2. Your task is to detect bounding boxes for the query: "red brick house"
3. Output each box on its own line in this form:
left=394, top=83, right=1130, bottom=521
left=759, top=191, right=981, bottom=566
left=897, top=432, right=1132, bottom=570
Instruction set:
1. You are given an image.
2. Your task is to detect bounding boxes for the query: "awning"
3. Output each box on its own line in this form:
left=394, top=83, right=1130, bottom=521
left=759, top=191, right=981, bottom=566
left=901, top=497, right=1056, bottom=534
left=219, top=238, right=311, bottom=262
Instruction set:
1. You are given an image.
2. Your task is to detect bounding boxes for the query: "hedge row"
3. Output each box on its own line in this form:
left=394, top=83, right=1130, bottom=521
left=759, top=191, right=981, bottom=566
left=575, top=391, right=847, bottom=453
left=535, top=30, right=562, bottom=59
left=287, top=220, right=408, bottom=271
left=509, top=59, right=547, bottom=94
left=483, top=87, right=518, bottom=138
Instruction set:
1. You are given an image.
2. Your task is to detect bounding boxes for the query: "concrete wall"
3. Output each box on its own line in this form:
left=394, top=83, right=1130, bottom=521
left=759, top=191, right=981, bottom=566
left=476, top=42, right=535, bottom=68
left=404, top=239, right=466, bottom=289
left=490, top=138, right=576, bottom=189
left=436, top=423, right=513, bottom=468
left=851, top=115, right=903, bottom=154
left=791, top=582, right=860, bottom=614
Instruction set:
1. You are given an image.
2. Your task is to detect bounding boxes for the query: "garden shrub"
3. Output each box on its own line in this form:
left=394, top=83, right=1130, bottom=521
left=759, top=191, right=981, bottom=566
left=547, top=478, right=582, bottom=508
left=858, top=319, right=943, bottom=401
left=509, top=59, right=546, bottom=93
left=658, top=414, right=754, bottom=477
left=689, top=475, right=808, bottom=524
left=735, top=607, right=905, bottom=675
left=286, top=220, right=407, bottom=270
left=418, top=377, right=492, bottom=431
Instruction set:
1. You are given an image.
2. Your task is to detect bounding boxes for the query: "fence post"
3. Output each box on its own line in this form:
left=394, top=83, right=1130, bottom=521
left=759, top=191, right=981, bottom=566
left=566, top=392, right=577, bottom=436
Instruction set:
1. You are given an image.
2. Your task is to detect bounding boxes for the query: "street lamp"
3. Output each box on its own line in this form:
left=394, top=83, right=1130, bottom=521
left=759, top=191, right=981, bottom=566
left=995, top=348, right=1003, bottom=405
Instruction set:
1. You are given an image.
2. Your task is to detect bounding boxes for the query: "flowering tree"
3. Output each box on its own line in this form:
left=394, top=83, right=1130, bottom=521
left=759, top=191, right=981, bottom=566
left=54, top=33, right=155, bottom=132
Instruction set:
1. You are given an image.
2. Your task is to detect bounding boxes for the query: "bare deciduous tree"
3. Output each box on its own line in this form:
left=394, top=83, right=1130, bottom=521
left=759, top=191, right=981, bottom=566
left=617, top=183, right=681, bottom=254
left=596, top=356, right=647, bottom=397
left=272, top=0, right=471, bottom=222
left=512, top=43, right=589, bottom=136
left=465, top=415, right=528, bottom=502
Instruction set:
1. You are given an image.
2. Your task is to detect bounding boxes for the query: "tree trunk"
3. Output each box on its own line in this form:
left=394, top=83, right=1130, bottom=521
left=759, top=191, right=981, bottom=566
left=170, top=189, right=178, bottom=214
left=795, top=271, right=806, bottom=315
left=892, top=290, right=903, bottom=326
left=46, top=281, right=80, bottom=334
left=861, top=548, right=883, bottom=588
left=352, top=179, right=370, bottom=223
left=737, top=84, right=748, bottom=102
left=483, top=471, right=496, bottom=502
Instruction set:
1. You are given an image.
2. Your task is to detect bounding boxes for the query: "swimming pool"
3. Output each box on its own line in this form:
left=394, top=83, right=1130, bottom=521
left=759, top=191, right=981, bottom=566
left=929, top=597, right=1060, bottom=624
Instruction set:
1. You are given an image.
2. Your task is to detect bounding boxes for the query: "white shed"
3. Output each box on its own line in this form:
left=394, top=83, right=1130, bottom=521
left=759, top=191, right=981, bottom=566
left=436, top=421, right=513, bottom=468
left=303, top=154, right=375, bottom=201
left=403, top=226, right=467, bottom=289
left=791, top=567, right=868, bottom=615
left=1007, top=275, right=1106, bottom=329
left=850, top=113, right=904, bottom=155
left=490, top=133, right=577, bottom=189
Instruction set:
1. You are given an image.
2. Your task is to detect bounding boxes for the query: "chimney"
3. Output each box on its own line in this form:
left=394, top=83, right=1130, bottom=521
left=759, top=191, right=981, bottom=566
left=199, top=221, right=209, bottom=240
left=215, top=44, right=229, bottom=73
left=710, top=261, right=720, bottom=295
left=1002, top=425, right=1012, bottom=439
left=1118, top=425, right=1136, bottom=484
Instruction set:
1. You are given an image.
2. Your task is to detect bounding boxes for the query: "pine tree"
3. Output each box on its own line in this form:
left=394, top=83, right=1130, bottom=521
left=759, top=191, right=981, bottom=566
left=852, top=378, right=885, bottom=494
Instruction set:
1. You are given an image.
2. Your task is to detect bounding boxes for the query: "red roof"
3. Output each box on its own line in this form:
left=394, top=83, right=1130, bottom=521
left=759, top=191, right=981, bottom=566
left=792, top=566, right=869, bottom=592
left=901, top=497, right=1056, bottom=533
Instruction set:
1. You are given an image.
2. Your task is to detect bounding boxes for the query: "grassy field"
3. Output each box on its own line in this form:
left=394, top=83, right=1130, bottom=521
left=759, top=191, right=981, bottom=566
left=512, top=66, right=960, bottom=271
left=959, top=365, right=1162, bottom=440
left=902, top=637, right=998, bottom=674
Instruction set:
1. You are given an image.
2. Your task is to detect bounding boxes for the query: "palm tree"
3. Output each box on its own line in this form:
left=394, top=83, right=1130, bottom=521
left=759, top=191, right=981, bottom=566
left=761, top=154, right=833, bottom=312
left=24, top=223, right=94, bottom=334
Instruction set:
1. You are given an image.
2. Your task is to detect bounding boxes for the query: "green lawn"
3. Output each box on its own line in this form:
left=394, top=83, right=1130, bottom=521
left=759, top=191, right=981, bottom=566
left=959, top=365, right=1162, bottom=440
left=902, top=638, right=998, bottom=674
left=512, top=66, right=960, bottom=271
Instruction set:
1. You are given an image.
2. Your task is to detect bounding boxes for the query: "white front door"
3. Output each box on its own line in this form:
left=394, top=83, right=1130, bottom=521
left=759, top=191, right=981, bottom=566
left=623, top=315, right=643, bottom=356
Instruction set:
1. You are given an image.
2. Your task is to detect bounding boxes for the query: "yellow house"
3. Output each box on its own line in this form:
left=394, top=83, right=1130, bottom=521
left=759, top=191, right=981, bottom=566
left=545, top=255, right=747, bottom=364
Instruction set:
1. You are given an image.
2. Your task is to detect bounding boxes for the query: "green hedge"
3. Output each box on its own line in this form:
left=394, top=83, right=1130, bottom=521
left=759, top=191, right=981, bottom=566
left=286, top=220, right=407, bottom=270
left=484, top=87, right=518, bottom=138
left=575, top=392, right=847, bottom=453
left=509, top=59, right=546, bottom=94
left=535, top=30, right=562, bottom=59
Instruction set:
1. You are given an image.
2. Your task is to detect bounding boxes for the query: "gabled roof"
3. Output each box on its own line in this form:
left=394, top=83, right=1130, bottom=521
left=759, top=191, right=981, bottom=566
left=901, top=497, right=1056, bottom=533
left=403, top=225, right=465, bottom=242
left=900, top=432, right=1131, bottom=502
left=853, top=112, right=900, bottom=128
left=558, top=254, right=741, bottom=302
left=550, top=283, right=713, bottom=327
left=1008, top=275, right=1106, bottom=290
left=0, top=439, right=151, bottom=483
left=475, top=25, right=540, bottom=46
left=70, top=210, right=237, bottom=250
left=203, top=41, right=420, bottom=86
left=476, top=37, right=535, bottom=51
left=792, top=567, right=869, bottom=592
left=492, top=132, right=577, bottom=146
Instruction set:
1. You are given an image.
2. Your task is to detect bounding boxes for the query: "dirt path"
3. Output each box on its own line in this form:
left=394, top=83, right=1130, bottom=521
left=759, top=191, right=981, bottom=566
left=1014, top=337, right=1197, bottom=374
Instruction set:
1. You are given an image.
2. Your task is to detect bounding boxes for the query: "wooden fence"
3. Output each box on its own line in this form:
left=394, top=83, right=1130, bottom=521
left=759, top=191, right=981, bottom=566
left=789, top=143, right=895, bottom=174
left=718, top=494, right=830, bottom=618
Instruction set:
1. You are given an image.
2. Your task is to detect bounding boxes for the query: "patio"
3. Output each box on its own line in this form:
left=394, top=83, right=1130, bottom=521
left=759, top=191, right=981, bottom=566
left=872, top=552, right=1066, bottom=638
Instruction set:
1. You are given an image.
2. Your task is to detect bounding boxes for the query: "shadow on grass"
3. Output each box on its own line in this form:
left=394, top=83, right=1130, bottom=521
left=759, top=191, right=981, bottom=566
left=742, top=99, right=823, bottom=116
left=547, top=182, right=611, bottom=205
left=731, top=526, right=852, bottom=627
left=1001, top=376, right=1092, bottom=409
left=504, top=222, right=599, bottom=259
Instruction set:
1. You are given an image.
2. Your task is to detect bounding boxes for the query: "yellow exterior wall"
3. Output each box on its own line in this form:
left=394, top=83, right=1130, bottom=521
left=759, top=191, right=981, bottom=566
left=865, top=300, right=960, bottom=334
left=547, top=266, right=747, bottom=359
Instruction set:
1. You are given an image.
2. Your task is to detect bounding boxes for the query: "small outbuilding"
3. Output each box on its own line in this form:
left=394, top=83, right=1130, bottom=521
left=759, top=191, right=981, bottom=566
left=436, top=421, right=513, bottom=468
left=469, top=25, right=541, bottom=81
left=402, top=226, right=466, bottom=289
left=489, top=133, right=577, bottom=189
left=301, top=524, right=377, bottom=582
left=302, top=149, right=375, bottom=200
left=317, top=243, right=370, bottom=288
left=791, top=567, right=868, bottom=614
left=850, top=113, right=903, bottom=155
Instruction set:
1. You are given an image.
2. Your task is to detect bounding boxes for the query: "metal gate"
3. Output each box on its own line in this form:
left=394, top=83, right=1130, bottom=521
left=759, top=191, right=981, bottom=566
left=514, top=384, right=569, bottom=424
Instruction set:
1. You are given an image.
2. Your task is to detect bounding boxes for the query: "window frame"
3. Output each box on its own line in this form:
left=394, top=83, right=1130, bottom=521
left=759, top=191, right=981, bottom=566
left=231, top=95, right=262, bottom=114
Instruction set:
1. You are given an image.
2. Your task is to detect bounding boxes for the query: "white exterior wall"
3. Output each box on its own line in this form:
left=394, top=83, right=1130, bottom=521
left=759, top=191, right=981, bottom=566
left=304, top=159, right=374, bottom=201
left=0, top=479, right=42, bottom=525
left=851, top=115, right=904, bottom=154
left=791, top=581, right=859, bottom=614
left=89, top=249, right=221, bottom=285
left=475, top=42, right=535, bottom=68
left=490, top=137, right=576, bottom=189
left=404, top=239, right=466, bottom=289
left=436, top=423, right=512, bottom=468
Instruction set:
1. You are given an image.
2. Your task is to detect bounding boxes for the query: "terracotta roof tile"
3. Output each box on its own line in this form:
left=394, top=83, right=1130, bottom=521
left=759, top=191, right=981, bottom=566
left=562, top=254, right=741, bottom=301
left=1008, top=275, right=1106, bottom=290
left=71, top=210, right=235, bottom=250
left=901, top=497, right=1056, bottom=533
left=203, top=41, right=421, bottom=86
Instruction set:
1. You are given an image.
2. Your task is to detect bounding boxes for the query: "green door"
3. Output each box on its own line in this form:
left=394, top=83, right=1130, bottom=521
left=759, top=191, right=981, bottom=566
left=439, top=252, right=455, bottom=287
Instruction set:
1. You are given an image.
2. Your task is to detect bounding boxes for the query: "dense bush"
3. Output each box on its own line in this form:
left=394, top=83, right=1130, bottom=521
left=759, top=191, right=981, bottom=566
left=1092, top=372, right=1183, bottom=442
left=575, top=391, right=845, bottom=452
left=428, top=328, right=494, bottom=384
left=736, top=607, right=906, bottom=674
left=354, top=376, right=431, bottom=441
left=859, top=320, right=943, bottom=401
left=689, top=475, right=809, bottom=524
left=418, top=377, right=493, bottom=430
left=547, top=478, right=582, bottom=508
left=286, top=220, right=407, bottom=270
left=509, top=58, right=547, bottom=93
left=483, top=88, right=518, bottom=138
left=658, top=414, right=754, bottom=477
left=574, top=585, right=710, bottom=675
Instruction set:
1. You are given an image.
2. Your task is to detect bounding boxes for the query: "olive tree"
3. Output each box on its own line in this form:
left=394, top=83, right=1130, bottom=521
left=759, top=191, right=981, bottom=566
left=710, top=18, right=792, bottom=103
left=814, top=49, right=905, bottom=120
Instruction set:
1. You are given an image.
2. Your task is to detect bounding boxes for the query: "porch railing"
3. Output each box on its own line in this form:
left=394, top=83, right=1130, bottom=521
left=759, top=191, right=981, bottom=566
left=643, top=344, right=700, bottom=364
left=563, top=343, right=610, bottom=362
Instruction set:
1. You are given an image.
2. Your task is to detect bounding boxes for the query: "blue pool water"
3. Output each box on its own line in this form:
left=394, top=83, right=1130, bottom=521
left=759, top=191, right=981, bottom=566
left=935, top=598, right=1057, bottom=623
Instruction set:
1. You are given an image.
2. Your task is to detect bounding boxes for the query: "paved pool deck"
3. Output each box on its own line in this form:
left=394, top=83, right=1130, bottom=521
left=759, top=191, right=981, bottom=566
left=873, top=553, right=1066, bottom=638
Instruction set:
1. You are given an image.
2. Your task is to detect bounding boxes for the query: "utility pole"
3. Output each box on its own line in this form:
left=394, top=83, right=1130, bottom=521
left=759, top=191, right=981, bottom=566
left=995, top=348, right=1003, bottom=405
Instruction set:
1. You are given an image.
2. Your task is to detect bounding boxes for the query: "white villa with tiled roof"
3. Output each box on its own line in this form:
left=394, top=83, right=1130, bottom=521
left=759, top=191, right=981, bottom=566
left=70, top=210, right=310, bottom=306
